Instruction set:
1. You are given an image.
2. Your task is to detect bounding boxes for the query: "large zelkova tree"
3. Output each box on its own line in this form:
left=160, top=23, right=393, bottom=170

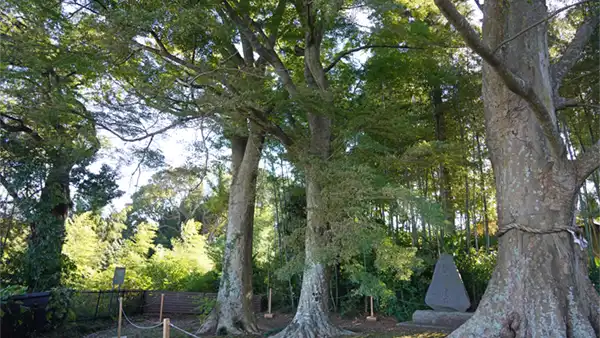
left=211, top=1, right=361, bottom=336
left=0, top=1, right=122, bottom=290
left=432, top=0, right=600, bottom=336
left=78, top=1, right=281, bottom=333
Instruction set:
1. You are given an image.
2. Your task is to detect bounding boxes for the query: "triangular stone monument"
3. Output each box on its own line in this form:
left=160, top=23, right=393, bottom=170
left=425, top=253, right=470, bottom=312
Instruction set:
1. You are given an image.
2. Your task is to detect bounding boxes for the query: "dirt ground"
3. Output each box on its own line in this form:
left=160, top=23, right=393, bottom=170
left=78, top=312, right=449, bottom=338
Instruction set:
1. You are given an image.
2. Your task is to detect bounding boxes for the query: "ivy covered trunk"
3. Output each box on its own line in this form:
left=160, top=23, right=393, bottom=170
left=25, top=161, right=73, bottom=291
left=442, top=0, right=600, bottom=336
left=199, top=123, right=264, bottom=335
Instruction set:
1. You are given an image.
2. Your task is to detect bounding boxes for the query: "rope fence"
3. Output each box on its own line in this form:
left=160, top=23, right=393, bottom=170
left=115, top=295, right=203, bottom=338
left=121, top=308, right=163, bottom=330
left=169, top=322, right=202, bottom=338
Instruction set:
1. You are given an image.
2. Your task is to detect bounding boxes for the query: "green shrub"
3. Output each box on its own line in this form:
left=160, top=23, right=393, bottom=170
left=45, top=288, right=75, bottom=330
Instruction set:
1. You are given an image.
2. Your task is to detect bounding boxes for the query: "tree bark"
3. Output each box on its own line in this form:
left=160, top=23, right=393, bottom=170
left=198, top=123, right=264, bottom=335
left=25, top=161, right=73, bottom=291
left=435, top=0, right=600, bottom=336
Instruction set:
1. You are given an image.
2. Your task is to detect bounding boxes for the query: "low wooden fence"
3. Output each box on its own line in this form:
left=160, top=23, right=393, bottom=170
left=143, top=290, right=261, bottom=315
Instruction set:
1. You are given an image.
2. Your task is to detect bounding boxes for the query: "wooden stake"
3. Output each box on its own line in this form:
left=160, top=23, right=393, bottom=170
left=159, top=294, right=165, bottom=322
left=264, top=288, right=274, bottom=318
left=117, top=297, right=123, bottom=338
left=268, top=288, right=272, bottom=314
left=366, top=296, right=377, bottom=322
left=163, top=318, right=170, bottom=338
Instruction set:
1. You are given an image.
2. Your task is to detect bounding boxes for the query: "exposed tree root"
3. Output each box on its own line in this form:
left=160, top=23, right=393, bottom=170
left=197, top=309, right=218, bottom=334
left=448, top=231, right=600, bottom=338
left=196, top=306, right=260, bottom=335
left=269, top=311, right=353, bottom=338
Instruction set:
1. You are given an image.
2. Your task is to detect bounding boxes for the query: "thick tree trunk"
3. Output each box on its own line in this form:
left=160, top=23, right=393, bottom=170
left=198, top=123, right=264, bottom=335
left=25, top=162, right=73, bottom=291
left=449, top=0, right=600, bottom=336
left=272, top=7, right=351, bottom=335
left=272, top=113, right=351, bottom=338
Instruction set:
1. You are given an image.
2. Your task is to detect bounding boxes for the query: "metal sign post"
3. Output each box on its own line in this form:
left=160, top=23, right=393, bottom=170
left=113, top=267, right=126, bottom=285
left=109, top=267, right=126, bottom=315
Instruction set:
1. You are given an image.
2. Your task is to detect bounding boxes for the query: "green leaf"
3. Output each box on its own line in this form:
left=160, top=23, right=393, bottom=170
left=594, top=256, right=600, bottom=268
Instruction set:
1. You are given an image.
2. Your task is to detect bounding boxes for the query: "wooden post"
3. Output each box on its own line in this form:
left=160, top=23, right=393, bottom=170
left=117, top=297, right=123, bottom=338
left=264, top=288, right=274, bottom=318
left=159, top=294, right=165, bottom=322
left=162, top=318, right=170, bottom=338
left=366, top=296, right=377, bottom=322
left=268, top=288, right=272, bottom=313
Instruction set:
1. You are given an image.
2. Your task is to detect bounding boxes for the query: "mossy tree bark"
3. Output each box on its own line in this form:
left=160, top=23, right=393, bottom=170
left=433, top=0, right=600, bottom=336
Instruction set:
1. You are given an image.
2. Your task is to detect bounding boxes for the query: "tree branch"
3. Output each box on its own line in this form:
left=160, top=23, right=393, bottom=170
left=433, top=0, right=566, bottom=158
left=149, top=30, right=170, bottom=54
left=222, top=0, right=298, bottom=96
left=245, top=106, right=294, bottom=148
left=492, top=0, right=594, bottom=55
left=324, top=44, right=424, bottom=73
left=104, top=117, right=200, bottom=142
left=551, top=12, right=599, bottom=89
left=268, top=0, right=288, bottom=46
left=70, top=109, right=201, bottom=143
left=0, top=113, right=43, bottom=142
left=574, top=140, right=600, bottom=188
left=132, top=40, right=208, bottom=75
left=555, top=96, right=600, bottom=111
left=0, top=174, right=20, bottom=202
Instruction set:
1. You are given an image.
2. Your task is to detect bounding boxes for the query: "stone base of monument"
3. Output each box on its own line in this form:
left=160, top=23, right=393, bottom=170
left=403, top=310, right=472, bottom=330
left=264, top=313, right=274, bottom=319
left=396, top=321, right=454, bottom=332
left=366, top=316, right=377, bottom=322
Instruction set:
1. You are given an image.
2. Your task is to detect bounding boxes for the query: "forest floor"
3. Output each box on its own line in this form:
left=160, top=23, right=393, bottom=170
left=69, top=312, right=448, bottom=338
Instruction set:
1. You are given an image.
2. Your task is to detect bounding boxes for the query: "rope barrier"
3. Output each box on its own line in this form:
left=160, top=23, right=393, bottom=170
left=497, top=223, right=581, bottom=237
left=498, top=222, right=588, bottom=249
left=121, top=308, right=163, bottom=330
left=169, top=322, right=201, bottom=338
